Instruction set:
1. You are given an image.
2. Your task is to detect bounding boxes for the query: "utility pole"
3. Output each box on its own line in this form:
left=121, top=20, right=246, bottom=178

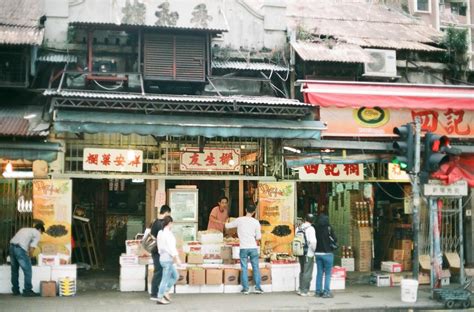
left=412, top=118, right=421, bottom=279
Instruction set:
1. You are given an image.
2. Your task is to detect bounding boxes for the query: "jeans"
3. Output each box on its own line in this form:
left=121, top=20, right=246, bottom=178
left=315, top=253, right=334, bottom=294
left=239, top=248, right=261, bottom=290
left=10, top=244, right=32, bottom=293
left=298, top=256, right=314, bottom=293
left=150, top=252, right=163, bottom=297
left=158, top=260, right=178, bottom=299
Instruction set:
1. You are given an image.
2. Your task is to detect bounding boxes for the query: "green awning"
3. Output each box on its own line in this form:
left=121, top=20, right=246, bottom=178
left=54, top=111, right=325, bottom=140
left=0, top=142, right=61, bottom=162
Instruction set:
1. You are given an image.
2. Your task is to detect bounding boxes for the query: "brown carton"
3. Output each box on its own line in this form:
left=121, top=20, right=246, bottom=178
left=390, top=249, right=411, bottom=262
left=402, top=259, right=412, bottom=272
left=395, top=239, right=412, bottom=251
left=188, top=268, right=205, bottom=285
left=260, top=268, right=272, bottom=285
left=220, top=246, right=232, bottom=260
left=40, top=281, right=56, bottom=297
left=176, top=269, right=187, bottom=285
left=419, top=254, right=431, bottom=273
left=224, top=269, right=239, bottom=285
left=418, top=273, right=430, bottom=285
left=445, top=252, right=461, bottom=272
left=178, top=250, right=187, bottom=263
left=206, top=269, right=223, bottom=285
left=187, top=253, right=204, bottom=265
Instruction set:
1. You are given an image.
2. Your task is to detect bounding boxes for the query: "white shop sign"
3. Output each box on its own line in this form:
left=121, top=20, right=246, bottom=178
left=297, top=164, right=364, bottom=181
left=388, top=163, right=410, bottom=181
left=83, top=148, right=143, bottom=172
left=424, top=180, right=468, bottom=197
left=180, top=148, right=240, bottom=172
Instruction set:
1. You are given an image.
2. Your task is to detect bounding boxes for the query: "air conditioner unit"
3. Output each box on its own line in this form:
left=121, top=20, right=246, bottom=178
left=363, top=49, right=397, bottom=77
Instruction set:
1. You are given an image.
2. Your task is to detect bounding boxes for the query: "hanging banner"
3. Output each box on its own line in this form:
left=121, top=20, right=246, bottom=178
left=83, top=148, right=143, bottom=172
left=298, top=164, right=364, bottom=181
left=320, top=107, right=474, bottom=138
left=258, top=181, right=295, bottom=255
left=33, top=179, right=72, bottom=262
left=180, top=148, right=240, bottom=172
left=388, top=163, right=410, bottom=181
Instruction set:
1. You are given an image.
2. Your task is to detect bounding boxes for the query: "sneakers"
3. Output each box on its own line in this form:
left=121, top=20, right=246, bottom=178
left=241, top=289, right=250, bottom=295
left=322, top=292, right=334, bottom=298
left=156, top=298, right=170, bottom=305
left=315, top=291, right=323, bottom=297
left=164, top=292, right=172, bottom=302
left=22, top=290, right=39, bottom=297
left=298, top=292, right=309, bottom=297
left=149, top=296, right=159, bottom=301
left=254, top=288, right=264, bottom=294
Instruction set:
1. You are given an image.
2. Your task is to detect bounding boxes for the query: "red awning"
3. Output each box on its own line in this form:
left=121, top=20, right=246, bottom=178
left=432, top=155, right=474, bottom=187
left=302, top=81, right=474, bottom=110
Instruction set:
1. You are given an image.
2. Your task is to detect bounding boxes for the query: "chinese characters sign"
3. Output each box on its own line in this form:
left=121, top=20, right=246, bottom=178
left=388, top=163, right=410, bottom=181
left=180, top=148, right=240, bottom=172
left=298, top=164, right=364, bottom=181
left=83, top=148, right=143, bottom=172
left=423, top=180, right=468, bottom=197
left=320, top=107, right=474, bottom=138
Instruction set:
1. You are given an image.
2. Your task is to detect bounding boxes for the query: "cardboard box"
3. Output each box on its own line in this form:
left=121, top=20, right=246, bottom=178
left=331, top=266, right=347, bottom=279
left=206, top=269, right=223, bottom=285
left=178, top=250, right=187, bottom=263
left=187, top=253, right=204, bottom=265
left=330, top=277, right=345, bottom=290
left=37, top=254, right=60, bottom=266
left=341, top=258, right=355, bottom=272
left=419, top=254, right=431, bottom=272
left=354, top=227, right=372, bottom=242
left=395, top=239, right=412, bottom=251
left=232, top=246, right=240, bottom=259
left=372, top=274, right=390, bottom=287
left=381, top=261, right=403, bottom=273
left=120, top=278, right=145, bottom=292
left=119, top=255, right=139, bottom=265
left=125, top=240, right=148, bottom=256
left=197, top=231, right=223, bottom=244
left=224, top=269, right=239, bottom=285
left=120, top=264, right=146, bottom=280
left=402, top=259, right=412, bottom=272
left=51, top=265, right=77, bottom=285
left=260, top=268, right=272, bottom=285
left=40, top=281, right=56, bottom=297
left=220, top=246, right=232, bottom=260
left=188, top=268, right=205, bottom=285
left=390, top=273, right=407, bottom=286
left=418, top=273, right=430, bottom=285
left=176, top=269, right=187, bottom=285
left=390, top=249, right=411, bottom=262
left=441, top=269, right=451, bottom=286
left=445, top=252, right=460, bottom=272
left=201, top=244, right=223, bottom=255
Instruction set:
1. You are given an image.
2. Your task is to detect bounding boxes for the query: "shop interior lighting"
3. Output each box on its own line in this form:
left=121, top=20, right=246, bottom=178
left=2, top=162, right=34, bottom=178
left=283, top=146, right=301, bottom=154
left=23, top=113, right=37, bottom=119
left=132, top=178, right=144, bottom=183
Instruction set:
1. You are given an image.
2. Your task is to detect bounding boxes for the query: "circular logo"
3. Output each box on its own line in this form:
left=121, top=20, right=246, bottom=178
left=228, top=276, right=236, bottom=282
left=353, top=107, right=390, bottom=128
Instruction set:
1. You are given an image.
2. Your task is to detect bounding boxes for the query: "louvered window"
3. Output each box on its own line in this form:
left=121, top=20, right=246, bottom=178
left=144, top=33, right=206, bottom=82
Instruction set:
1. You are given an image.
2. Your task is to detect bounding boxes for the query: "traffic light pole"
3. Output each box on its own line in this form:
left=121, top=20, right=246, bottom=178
left=412, top=118, right=421, bottom=279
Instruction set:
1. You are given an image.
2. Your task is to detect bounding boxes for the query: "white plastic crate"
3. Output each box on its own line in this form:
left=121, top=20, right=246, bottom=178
left=51, top=265, right=77, bottom=284
left=120, top=278, right=145, bottom=292
left=120, top=264, right=146, bottom=280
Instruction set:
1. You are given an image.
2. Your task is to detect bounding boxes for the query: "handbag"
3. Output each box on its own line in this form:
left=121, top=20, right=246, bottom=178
left=141, top=224, right=158, bottom=254
left=328, top=226, right=338, bottom=251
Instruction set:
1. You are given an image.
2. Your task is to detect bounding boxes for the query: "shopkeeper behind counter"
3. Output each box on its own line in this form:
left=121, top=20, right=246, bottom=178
left=207, top=196, right=229, bottom=233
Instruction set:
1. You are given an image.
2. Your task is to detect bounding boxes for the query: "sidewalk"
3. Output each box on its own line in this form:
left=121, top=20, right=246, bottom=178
left=0, top=285, right=445, bottom=312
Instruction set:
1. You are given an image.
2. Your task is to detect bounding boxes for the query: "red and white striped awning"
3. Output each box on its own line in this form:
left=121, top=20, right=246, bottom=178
left=301, top=80, right=474, bottom=110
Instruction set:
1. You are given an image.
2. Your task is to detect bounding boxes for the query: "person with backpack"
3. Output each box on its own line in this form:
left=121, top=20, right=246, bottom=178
left=314, top=214, right=338, bottom=298
left=149, top=205, right=171, bottom=301
left=295, top=214, right=317, bottom=297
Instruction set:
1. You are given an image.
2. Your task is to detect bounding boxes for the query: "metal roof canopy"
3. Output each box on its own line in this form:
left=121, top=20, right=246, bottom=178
left=300, top=80, right=474, bottom=110
left=0, top=141, right=61, bottom=162
left=47, top=90, right=313, bottom=119
left=54, top=110, right=326, bottom=140
left=68, top=21, right=226, bottom=33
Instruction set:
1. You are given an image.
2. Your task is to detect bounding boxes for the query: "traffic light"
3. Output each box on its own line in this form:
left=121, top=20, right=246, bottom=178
left=423, top=133, right=461, bottom=173
left=392, top=123, right=414, bottom=172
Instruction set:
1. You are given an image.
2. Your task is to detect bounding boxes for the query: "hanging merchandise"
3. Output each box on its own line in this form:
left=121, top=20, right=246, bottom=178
left=120, top=179, right=125, bottom=192
left=114, top=179, right=119, bottom=191
left=109, top=179, right=114, bottom=191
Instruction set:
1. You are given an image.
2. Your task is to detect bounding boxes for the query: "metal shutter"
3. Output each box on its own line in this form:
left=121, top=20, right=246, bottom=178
left=175, top=35, right=205, bottom=81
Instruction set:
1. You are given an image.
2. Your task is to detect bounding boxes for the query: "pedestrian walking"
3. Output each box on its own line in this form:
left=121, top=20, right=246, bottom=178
left=9, top=223, right=45, bottom=296
left=225, top=204, right=264, bottom=295
left=149, top=205, right=171, bottom=301
left=314, top=214, right=337, bottom=298
left=156, top=216, right=181, bottom=305
left=296, top=214, right=317, bottom=296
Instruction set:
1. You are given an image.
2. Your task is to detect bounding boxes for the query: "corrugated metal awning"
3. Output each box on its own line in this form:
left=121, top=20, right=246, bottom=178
left=0, top=106, right=50, bottom=137
left=212, top=61, right=288, bottom=72
left=37, top=53, right=78, bottom=63
left=291, top=41, right=374, bottom=63
left=0, top=25, right=44, bottom=45
left=342, top=37, right=443, bottom=52
left=54, top=110, right=326, bottom=140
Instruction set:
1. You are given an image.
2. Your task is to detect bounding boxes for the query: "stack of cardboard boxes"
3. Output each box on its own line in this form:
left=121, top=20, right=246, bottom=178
left=353, top=227, right=372, bottom=272
left=389, top=239, right=413, bottom=272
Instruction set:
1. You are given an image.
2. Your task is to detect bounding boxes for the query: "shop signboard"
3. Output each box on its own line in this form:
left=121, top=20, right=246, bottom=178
left=388, top=163, right=410, bottom=181
left=258, top=181, right=295, bottom=254
left=423, top=180, right=468, bottom=197
left=83, top=148, right=143, bottom=172
left=33, top=179, right=72, bottom=260
left=180, top=148, right=240, bottom=172
left=320, top=107, right=474, bottom=138
left=297, top=164, right=364, bottom=181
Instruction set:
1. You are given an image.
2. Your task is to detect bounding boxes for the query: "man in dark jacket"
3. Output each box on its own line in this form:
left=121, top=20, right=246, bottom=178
left=314, top=214, right=337, bottom=298
left=150, top=205, right=171, bottom=301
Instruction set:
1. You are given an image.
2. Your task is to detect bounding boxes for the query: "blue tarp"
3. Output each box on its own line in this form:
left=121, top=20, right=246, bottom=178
left=0, top=142, right=61, bottom=162
left=54, top=111, right=325, bottom=140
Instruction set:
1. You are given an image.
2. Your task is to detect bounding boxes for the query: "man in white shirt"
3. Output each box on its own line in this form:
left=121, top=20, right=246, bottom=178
left=296, top=214, right=317, bottom=296
left=9, top=223, right=45, bottom=296
left=225, top=204, right=263, bottom=295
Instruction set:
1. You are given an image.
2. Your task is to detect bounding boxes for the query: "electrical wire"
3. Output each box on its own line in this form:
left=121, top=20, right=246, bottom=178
left=93, top=79, right=124, bottom=91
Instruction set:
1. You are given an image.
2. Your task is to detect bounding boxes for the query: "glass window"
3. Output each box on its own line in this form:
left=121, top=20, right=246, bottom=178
left=416, top=0, right=429, bottom=12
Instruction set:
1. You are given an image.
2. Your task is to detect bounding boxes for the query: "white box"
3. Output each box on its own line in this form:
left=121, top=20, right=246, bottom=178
left=38, top=254, right=60, bottom=266
left=175, top=285, right=201, bottom=294
left=381, top=261, right=403, bottom=273
left=19, top=266, right=52, bottom=293
left=120, top=255, right=139, bottom=265
left=200, top=284, right=224, bottom=293
left=224, top=285, right=242, bottom=293
left=120, top=264, right=146, bottom=280
left=0, top=265, right=12, bottom=294
left=51, top=265, right=77, bottom=284
left=341, top=258, right=355, bottom=272
left=330, top=277, right=345, bottom=290
left=232, top=247, right=240, bottom=259
left=120, top=278, right=145, bottom=292
left=198, top=232, right=223, bottom=244
left=374, top=274, right=391, bottom=287
left=200, top=244, right=223, bottom=255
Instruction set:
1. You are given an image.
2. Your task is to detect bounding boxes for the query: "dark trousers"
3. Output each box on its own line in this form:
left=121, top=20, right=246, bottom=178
left=10, top=244, right=32, bottom=293
left=150, top=252, right=163, bottom=297
left=298, top=255, right=314, bottom=293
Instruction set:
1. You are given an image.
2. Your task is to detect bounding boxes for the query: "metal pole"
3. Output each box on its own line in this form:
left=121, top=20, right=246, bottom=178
left=429, top=197, right=435, bottom=290
left=412, top=118, right=421, bottom=279
left=458, top=197, right=465, bottom=284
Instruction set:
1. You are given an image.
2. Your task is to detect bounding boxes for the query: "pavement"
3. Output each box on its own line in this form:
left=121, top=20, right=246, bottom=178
left=0, top=285, right=449, bottom=312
